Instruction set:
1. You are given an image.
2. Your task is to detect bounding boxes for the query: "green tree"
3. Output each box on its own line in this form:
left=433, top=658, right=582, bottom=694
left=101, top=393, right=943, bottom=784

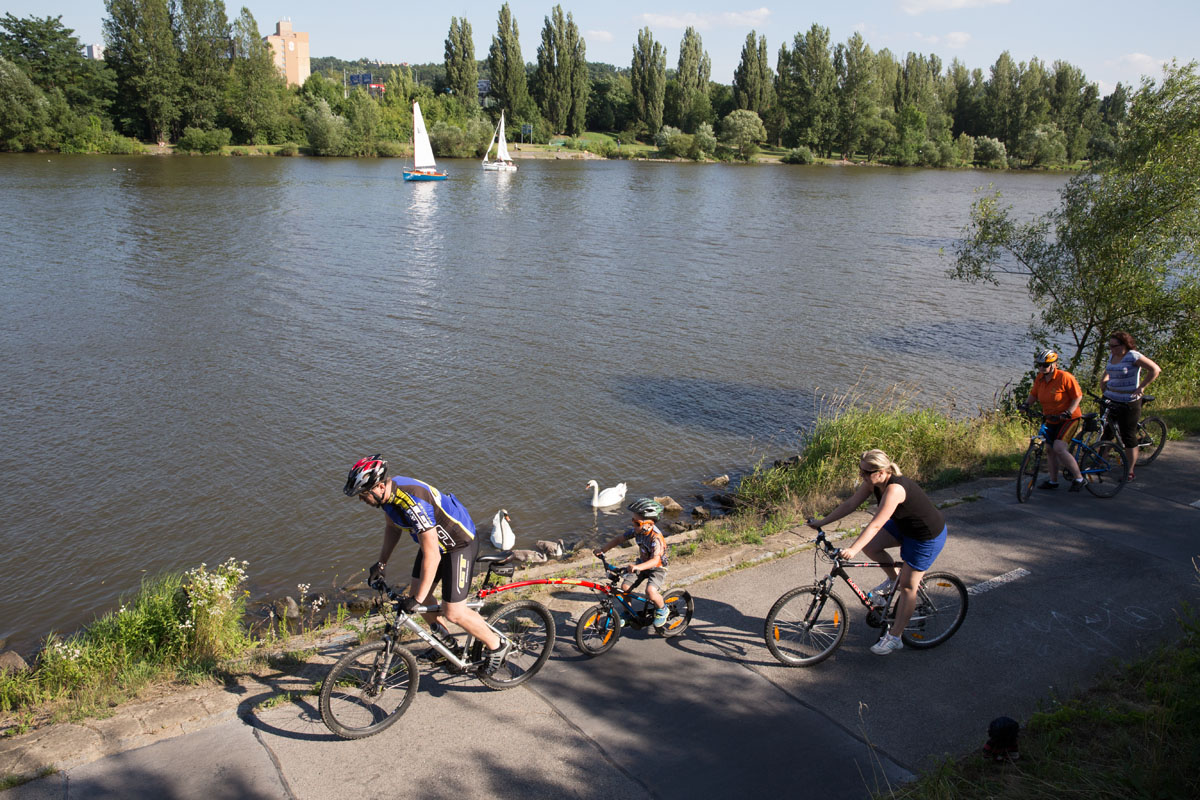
left=951, top=62, right=1200, bottom=388
left=344, top=88, right=380, bottom=155
left=534, top=5, right=587, bottom=135
left=487, top=3, right=533, bottom=121
left=0, top=54, right=48, bottom=149
left=302, top=97, right=345, bottom=155
left=785, top=24, right=837, bottom=155
left=173, top=0, right=230, bottom=131
left=630, top=26, right=665, bottom=135
left=225, top=7, right=285, bottom=144
left=891, top=103, right=925, bottom=165
left=444, top=16, right=478, bottom=111
left=833, top=32, right=877, bottom=158
left=103, top=0, right=181, bottom=142
left=983, top=50, right=1021, bottom=147
left=719, top=108, right=766, bottom=159
left=0, top=13, right=114, bottom=116
left=673, top=26, right=710, bottom=133
left=692, top=120, right=716, bottom=157
left=586, top=73, right=632, bottom=131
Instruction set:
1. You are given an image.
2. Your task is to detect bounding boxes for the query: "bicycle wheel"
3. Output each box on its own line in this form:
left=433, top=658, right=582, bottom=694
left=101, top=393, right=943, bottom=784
left=655, top=589, right=694, bottom=638
left=763, top=585, right=847, bottom=667
left=476, top=599, right=556, bottom=690
left=575, top=603, right=621, bottom=656
left=1016, top=441, right=1042, bottom=504
left=320, top=641, right=419, bottom=739
left=1137, top=416, right=1167, bottom=465
left=899, top=572, right=968, bottom=649
left=1079, top=440, right=1128, bottom=498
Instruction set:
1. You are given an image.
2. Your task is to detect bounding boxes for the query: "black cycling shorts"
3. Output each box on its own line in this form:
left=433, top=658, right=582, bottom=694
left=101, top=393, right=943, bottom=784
left=411, top=536, right=480, bottom=604
left=1104, top=399, right=1141, bottom=448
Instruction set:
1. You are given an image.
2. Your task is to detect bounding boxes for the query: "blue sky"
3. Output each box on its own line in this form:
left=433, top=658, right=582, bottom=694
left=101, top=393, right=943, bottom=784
left=7, top=1, right=1198, bottom=93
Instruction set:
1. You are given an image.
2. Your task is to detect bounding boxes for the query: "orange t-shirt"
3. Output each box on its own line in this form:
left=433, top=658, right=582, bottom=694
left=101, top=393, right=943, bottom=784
left=1032, top=369, right=1082, bottom=418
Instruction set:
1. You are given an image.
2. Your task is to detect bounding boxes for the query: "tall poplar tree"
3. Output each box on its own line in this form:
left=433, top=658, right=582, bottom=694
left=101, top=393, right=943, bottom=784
left=487, top=3, right=532, bottom=120
left=534, top=5, right=587, bottom=135
left=630, top=26, right=665, bottom=135
left=732, top=31, right=771, bottom=117
left=833, top=32, right=877, bottom=158
left=103, top=0, right=181, bottom=142
left=674, top=26, right=710, bottom=132
left=787, top=23, right=836, bottom=154
left=444, top=16, right=478, bottom=110
left=226, top=7, right=283, bottom=144
left=173, top=0, right=230, bottom=130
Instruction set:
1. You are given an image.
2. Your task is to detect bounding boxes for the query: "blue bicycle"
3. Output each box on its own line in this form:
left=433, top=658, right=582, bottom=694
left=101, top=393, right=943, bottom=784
left=1017, top=410, right=1128, bottom=503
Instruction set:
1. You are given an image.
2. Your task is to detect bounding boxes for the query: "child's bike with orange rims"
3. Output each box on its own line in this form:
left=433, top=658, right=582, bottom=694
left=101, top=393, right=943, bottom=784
left=571, top=554, right=693, bottom=655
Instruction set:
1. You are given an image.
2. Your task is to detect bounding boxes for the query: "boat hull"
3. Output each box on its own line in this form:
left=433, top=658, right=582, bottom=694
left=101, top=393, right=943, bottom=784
left=403, top=170, right=448, bottom=181
left=482, top=161, right=517, bottom=172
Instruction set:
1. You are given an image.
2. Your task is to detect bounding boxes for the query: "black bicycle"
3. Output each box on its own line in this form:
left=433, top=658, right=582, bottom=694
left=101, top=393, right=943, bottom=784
left=319, top=572, right=555, bottom=739
left=763, top=529, right=968, bottom=667
left=1078, top=392, right=1167, bottom=466
left=573, top=554, right=694, bottom=656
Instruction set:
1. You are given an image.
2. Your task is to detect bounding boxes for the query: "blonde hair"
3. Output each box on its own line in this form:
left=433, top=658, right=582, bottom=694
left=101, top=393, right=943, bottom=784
left=861, top=449, right=902, bottom=477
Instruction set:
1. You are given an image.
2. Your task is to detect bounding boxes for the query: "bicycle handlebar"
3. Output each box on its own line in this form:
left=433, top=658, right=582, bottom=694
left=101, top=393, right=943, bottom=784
left=368, top=577, right=433, bottom=614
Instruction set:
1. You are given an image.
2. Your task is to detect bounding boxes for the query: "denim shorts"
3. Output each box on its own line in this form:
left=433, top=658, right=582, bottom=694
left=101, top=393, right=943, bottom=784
left=882, top=520, right=947, bottom=572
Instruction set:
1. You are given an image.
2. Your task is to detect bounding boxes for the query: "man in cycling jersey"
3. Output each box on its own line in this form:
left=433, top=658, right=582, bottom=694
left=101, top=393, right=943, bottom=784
left=344, top=455, right=509, bottom=673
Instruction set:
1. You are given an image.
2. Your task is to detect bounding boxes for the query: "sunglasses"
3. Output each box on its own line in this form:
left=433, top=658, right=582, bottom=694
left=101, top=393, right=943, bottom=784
left=860, top=466, right=878, bottom=476
left=1035, top=362, right=1053, bottom=368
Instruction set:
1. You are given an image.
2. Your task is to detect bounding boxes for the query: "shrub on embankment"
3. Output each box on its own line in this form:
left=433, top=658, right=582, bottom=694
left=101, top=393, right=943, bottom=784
left=0, top=559, right=250, bottom=721
left=735, top=399, right=1028, bottom=517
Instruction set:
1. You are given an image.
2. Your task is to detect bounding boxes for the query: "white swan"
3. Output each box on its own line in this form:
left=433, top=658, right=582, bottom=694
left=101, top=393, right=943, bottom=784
left=586, top=480, right=627, bottom=508
left=489, top=509, right=515, bottom=550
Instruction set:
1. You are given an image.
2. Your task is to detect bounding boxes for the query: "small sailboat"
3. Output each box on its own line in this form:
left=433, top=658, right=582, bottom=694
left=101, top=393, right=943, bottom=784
left=403, top=100, right=447, bottom=182
left=482, top=110, right=517, bottom=172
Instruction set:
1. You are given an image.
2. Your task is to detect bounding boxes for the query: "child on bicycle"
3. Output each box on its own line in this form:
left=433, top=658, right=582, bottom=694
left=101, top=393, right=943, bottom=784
left=593, top=498, right=671, bottom=630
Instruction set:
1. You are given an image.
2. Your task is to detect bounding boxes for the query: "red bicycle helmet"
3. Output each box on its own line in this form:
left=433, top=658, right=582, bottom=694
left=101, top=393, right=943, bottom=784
left=344, top=454, right=388, bottom=497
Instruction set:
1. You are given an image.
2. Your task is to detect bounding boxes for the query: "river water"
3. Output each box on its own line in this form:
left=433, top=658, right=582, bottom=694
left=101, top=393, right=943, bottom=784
left=0, top=154, right=1064, bottom=650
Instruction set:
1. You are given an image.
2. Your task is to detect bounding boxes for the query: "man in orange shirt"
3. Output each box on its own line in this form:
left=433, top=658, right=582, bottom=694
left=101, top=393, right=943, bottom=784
left=1023, top=350, right=1086, bottom=491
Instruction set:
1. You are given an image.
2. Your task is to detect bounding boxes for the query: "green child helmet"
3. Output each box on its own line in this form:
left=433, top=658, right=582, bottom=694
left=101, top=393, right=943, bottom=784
left=627, top=497, right=664, bottom=520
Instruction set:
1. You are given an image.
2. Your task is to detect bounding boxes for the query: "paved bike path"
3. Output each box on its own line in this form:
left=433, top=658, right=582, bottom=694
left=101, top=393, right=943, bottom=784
left=6, top=441, right=1197, bottom=799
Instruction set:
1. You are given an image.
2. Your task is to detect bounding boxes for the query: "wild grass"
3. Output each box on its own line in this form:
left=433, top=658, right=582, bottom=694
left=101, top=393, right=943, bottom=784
left=735, top=389, right=1028, bottom=520
left=884, top=607, right=1200, bottom=799
left=0, top=559, right=251, bottom=725
left=1157, top=405, right=1200, bottom=437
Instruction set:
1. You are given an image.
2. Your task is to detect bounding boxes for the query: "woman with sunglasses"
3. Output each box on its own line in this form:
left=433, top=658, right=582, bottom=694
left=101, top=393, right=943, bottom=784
left=1101, top=331, right=1162, bottom=481
left=806, top=449, right=948, bottom=656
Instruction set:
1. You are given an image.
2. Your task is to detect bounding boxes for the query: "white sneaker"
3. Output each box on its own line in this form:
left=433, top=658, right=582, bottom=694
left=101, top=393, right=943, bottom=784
left=870, top=633, right=904, bottom=655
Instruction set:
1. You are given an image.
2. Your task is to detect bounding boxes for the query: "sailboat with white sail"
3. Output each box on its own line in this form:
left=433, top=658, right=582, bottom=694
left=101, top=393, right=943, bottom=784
left=482, top=110, right=517, bottom=172
left=403, top=100, right=447, bottom=182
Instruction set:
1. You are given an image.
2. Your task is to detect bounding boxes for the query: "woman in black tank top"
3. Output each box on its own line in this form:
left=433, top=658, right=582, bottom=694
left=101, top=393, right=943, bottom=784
left=808, top=449, right=948, bottom=656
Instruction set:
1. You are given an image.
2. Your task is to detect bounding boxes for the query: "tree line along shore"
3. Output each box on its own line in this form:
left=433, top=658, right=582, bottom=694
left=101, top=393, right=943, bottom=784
left=0, top=3, right=1152, bottom=167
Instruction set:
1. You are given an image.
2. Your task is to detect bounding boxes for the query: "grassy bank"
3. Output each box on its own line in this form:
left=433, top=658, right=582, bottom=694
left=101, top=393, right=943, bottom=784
left=886, top=609, right=1200, bottom=799
left=735, top=394, right=1029, bottom=521
left=0, top=559, right=251, bottom=732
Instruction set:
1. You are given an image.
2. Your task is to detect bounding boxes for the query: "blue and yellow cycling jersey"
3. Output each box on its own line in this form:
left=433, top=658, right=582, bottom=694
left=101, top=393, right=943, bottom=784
left=382, top=476, right=476, bottom=552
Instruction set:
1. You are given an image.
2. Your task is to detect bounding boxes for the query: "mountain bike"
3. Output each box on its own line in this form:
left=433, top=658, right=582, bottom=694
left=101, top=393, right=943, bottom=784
left=1077, top=392, right=1167, bottom=466
left=319, top=568, right=554, bottom=740
left=1016, top=409, right=1128, bottom=503
left=571, top=554, right=694, bottom=656
left=763, top=529, right=967, bottom=667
